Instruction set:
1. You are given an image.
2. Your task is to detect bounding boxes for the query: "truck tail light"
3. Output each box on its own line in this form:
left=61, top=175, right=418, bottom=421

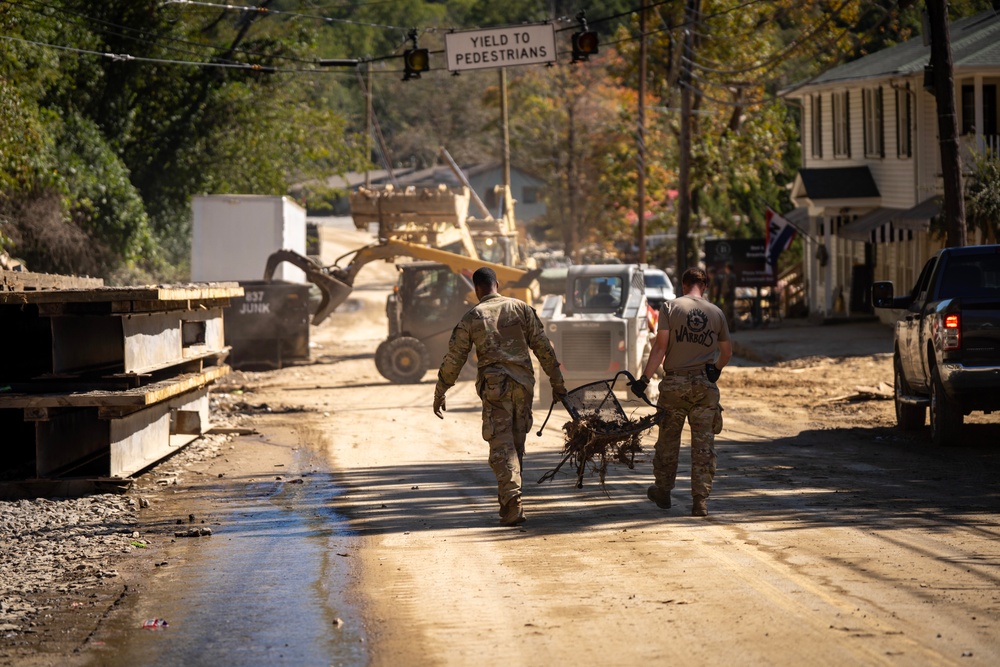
left=943, top=313, right=961, bottom=350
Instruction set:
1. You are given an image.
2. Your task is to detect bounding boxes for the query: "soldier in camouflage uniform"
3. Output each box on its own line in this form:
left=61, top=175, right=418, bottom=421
left=434, top=267, right=566, bottom=526
left=631, top=267, right=732, bottom=517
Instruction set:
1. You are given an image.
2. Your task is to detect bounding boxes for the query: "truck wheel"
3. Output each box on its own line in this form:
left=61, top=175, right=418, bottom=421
left=379, top=336, right=429, bottom=384
left=930, top=369, right=962, bottom=446
left=894, top=355, right=925, bottom=430
left=374, top=339, right=392, bottom=378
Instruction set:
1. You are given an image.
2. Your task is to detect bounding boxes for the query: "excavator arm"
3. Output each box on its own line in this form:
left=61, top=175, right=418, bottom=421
left=264, top=239, right=538, bottom=326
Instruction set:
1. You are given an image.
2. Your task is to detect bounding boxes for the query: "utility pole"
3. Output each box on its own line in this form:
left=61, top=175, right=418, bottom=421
left=500, top=68, right=512, bottom=219
left=637, top=0, right=648, bottom=264
left=567, top=104, right=579, bottom=262
left=365, top=61, right=373, bottom=188
left=676, top=0, right=699, bottom=272
left=926, top=0, right=967, bottom=247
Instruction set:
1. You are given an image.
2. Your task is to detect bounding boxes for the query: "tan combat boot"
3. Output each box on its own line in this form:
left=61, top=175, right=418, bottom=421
left=692, top=495, right=708, bottom=517
left=500, top=497, right=526, bottom=526
left=646, top=485, right=671, bottom=509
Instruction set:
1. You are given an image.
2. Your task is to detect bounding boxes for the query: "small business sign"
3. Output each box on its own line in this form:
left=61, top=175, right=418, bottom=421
left=704, top=238, right=774, bottom=287
left=444, top=24, right=557, bottom=72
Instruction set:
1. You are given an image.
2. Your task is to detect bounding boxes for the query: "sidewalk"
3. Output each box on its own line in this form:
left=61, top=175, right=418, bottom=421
left=730, top=317, right=894, bottom=364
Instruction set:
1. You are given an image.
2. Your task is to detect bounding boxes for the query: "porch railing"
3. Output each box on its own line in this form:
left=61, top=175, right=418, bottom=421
left=961, top=134, right=1000, bottom=167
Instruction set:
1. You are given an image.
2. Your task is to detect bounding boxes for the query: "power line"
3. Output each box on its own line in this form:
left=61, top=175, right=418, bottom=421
left=674, top=0, right=910, bottom=110
left=684, top=0, right=892, bottom=77
left=8, top=0, right=319, bottom=65
left=0, top=32, right=299, bottom=72
left=163, top=0, right=410, bottom=31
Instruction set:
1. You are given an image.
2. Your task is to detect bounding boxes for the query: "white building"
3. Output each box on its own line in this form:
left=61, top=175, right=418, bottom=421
left=783, top=9, right=1000, bottom=321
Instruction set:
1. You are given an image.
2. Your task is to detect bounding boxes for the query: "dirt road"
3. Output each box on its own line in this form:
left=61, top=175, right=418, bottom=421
left=237, top=222, right=998, bottom=665
left=14, top=220, right=997, bottom=666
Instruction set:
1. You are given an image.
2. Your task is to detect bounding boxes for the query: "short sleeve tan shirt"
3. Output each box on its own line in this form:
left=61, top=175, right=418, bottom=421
left=657, top=295, right=731, bottom=372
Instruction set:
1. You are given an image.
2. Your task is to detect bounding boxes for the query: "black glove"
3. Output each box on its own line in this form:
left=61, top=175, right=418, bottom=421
left=705, top=363, right=722, bottom=383
left=630, top=375, right=650, bottom=400
left=433, top=393, right=446, bottom=419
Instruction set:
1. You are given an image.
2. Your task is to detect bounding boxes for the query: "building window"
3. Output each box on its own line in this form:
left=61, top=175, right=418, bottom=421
left=863, top=87, right=884, bottom=158
left=832, top=91, right=851, bottom=158
left=985, top=84, right=998, bottom=136
left=483, top=187, right=498, bottom=209
left=960, top=84, right=998, bottom=136
left=810, top=94, right=823, bottom=158
left=522, top=186, right=539, bottom=204
left=962, top=85, right=975, bottom=134
left=896, top=85, right=912, bottom=158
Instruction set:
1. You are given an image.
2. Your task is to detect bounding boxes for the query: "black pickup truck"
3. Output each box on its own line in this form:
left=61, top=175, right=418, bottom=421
left=872, top=245, right=1000, bottom=445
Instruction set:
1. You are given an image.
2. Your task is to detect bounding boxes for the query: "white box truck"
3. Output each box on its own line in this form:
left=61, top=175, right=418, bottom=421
left=191, top=195, right=306, bottom=283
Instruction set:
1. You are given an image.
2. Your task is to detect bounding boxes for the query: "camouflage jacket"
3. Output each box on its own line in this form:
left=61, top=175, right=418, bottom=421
left=436, top=293, right=563, bottom=396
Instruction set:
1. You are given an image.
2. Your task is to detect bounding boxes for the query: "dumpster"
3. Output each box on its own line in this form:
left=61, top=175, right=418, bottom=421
left=225, top=281, right=310, bottom=370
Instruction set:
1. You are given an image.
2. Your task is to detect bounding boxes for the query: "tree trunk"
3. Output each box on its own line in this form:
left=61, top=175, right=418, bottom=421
left=926, top=0, right=967, bottom=247
left=676, top=0, right=699, bottom=274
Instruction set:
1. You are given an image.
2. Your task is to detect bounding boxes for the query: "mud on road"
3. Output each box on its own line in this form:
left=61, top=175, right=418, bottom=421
left=5, top=221, right=999, bottom=666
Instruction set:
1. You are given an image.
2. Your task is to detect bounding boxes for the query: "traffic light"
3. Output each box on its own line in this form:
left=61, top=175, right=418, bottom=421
left=572, top=31, right=599, bottom=63
left=402, top=29, right=428, bottom=81
left=403, top=48, right=429, bottom=81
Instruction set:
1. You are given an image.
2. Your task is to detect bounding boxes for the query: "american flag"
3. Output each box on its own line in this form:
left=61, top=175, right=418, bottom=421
left=765, top=207, right=797, bottom=274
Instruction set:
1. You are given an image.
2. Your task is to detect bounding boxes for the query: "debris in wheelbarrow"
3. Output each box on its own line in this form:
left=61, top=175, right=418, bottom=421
left=537, top=371, right=664, bottom=492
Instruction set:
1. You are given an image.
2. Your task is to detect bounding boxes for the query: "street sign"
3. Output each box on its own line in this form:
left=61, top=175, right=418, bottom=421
left=444, top=24, right=556, bottom=72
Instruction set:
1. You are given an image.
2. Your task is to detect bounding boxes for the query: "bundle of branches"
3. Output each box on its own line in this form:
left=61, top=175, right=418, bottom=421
left=548, top=412, right=659, bottom=492
left=536, top=371, right=664, bottom=492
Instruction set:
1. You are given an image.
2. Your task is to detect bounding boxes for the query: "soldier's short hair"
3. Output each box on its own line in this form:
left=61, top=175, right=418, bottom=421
left=682, top=267, right=709, bottom=288
left=473, top=267, right=498, bottom=289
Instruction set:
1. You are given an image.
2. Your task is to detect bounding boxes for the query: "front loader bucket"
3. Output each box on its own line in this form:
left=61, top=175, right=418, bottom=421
left=264, top=249, right=354, bottom=326
left=309, top=272, right=353, bottom=325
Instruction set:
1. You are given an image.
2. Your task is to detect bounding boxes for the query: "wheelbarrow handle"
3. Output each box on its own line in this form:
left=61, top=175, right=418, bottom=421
left=535, top=394, right=566, bottom=437
left=615, top=370, right=660, bottom=409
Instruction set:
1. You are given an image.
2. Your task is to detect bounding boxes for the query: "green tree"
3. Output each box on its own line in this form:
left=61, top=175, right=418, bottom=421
left=1, top=0, right=368, bottom=278
left=965, top=150, right=1000, bottom=244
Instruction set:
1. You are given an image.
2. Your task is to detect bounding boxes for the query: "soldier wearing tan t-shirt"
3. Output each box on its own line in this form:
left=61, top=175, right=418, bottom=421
left=630, top=267, right=732, bottom=517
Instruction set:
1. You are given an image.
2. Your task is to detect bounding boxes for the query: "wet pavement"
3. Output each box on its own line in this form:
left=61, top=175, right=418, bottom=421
left=87, top=447, right=367, bottom=667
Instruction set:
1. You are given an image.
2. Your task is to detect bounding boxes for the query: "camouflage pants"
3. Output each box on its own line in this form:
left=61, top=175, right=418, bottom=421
left=653, top=372, right=721, bottom=498
left=480, top=373, right=533, bottom=506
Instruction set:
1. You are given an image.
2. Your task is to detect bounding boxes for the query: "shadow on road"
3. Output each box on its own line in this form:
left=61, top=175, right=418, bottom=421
left=207, top=419, right=1000, bottom=543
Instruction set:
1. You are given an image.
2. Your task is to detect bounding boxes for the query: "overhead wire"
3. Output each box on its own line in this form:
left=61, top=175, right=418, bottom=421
left=673, top=0, right=911, bottom=110
left=7, top=0, right=320, bottom=64
left=0, top=0, right=913, bottom=85
left=0, top=32, right=282, bottom=70
left=163, top=0, right=410, bottom=31
left=684, top=0, right=891, bottom=77
left=0, top=32, right=373, bottom=74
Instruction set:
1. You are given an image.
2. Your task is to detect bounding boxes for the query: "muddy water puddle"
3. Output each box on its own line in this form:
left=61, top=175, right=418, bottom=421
left=87, top=446, right=367, bottom=666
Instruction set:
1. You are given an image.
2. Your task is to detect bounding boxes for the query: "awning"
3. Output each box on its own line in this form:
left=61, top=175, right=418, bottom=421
left=839, top=207, right=905, bottom=241
left=895, top=196, right=941, bottom=231
left=794, top=166, right=880, bottom=200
